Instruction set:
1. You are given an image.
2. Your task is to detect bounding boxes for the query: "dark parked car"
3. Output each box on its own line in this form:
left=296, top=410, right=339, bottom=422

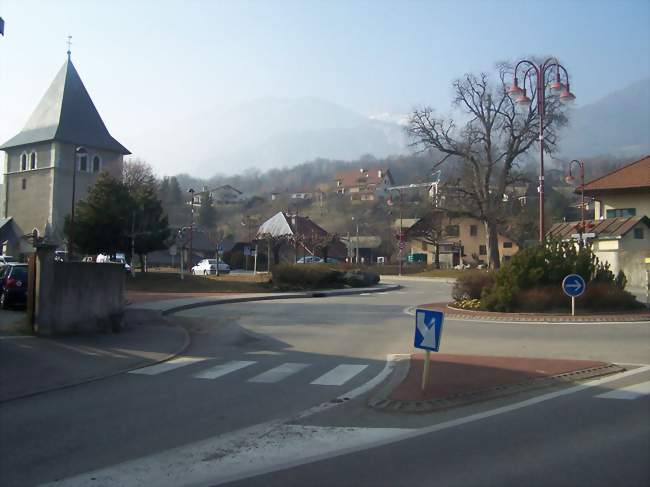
left=0, top=264, right=28, bottom=309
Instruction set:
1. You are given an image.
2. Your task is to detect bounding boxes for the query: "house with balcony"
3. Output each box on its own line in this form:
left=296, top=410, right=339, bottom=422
left=334, top=168, right=394, bottom=201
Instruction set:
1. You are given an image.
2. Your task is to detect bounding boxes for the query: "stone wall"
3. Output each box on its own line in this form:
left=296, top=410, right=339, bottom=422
left=34, top=254, right=125, bottom=335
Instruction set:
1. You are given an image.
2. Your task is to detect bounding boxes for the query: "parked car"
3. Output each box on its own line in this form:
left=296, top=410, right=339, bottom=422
left=296, top=256, right=324, bottom=264
left=0, top=263, right=28, bottom=309
left=96, top=253, right=132, bottom=274
left=191, top=259, right=230, bottom=275
left=54, top=250, right=67, bottom=262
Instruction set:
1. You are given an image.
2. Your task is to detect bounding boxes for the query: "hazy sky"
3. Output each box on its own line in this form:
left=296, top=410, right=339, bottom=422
left=1, top=0, right=649, bottom=175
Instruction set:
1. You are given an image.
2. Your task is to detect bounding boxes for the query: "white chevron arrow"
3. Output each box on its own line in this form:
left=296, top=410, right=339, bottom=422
left=416, top=312, right=437, bottom=349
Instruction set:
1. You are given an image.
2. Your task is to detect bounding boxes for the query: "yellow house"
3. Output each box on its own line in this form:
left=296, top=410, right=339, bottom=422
left=408, top=214, right=519, bottom=267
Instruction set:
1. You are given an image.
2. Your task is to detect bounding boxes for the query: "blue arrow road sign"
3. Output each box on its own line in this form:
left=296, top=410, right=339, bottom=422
left=414, top=309, right=444, bottom=352
left=562, top=274, right=586, bottom=298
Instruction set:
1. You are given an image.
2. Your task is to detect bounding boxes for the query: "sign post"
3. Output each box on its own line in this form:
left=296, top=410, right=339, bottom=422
left=562, top=274, right=586, bottom=316
left=645, top=257, right=650, bottom=309
left=414, top=309, right=444, bottom=392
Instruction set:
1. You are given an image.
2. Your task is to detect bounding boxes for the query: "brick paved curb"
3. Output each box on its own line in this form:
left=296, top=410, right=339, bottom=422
left=417, top=303, right=650, bottom=323
left=368, top=358, right=625, bottom=413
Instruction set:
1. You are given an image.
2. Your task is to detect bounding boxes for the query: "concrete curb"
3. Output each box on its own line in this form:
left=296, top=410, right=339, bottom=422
left=380, top=275, right=456, bottom=283
left=156, top=284, right=402, bottom=316
left=0, top=314, right=191, bottom=405
left=368, top=355, right=626, bottom=413
left=417, top=303, right=650, bottom=324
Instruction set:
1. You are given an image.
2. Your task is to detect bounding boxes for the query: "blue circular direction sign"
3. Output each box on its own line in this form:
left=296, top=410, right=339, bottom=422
left=562, top=274, right=586, bottom=298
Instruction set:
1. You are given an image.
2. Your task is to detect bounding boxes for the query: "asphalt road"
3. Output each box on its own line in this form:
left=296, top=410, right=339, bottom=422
left=1, top=278, right=648, bottom=486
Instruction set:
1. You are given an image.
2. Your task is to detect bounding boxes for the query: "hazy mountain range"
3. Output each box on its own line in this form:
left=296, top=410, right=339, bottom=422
left=149, top=78, right=649, bottom=178
left=558, top=77, right=650, bottom=159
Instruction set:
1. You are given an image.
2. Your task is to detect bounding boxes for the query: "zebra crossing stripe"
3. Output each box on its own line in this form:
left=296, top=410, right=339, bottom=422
left=310, top=364, right=368, bottom=386
left=248, top=363, right=310, bottom=383
left=129, top=356, right=208, bottom=376
left=594, top=381, right=650, bottom=400
left=192, top=361, right=257, bottom=380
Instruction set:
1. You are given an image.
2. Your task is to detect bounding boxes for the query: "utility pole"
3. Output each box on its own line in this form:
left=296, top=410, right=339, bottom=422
left=188, top=189, right=195, bottom=273
left=130, top=210, right=135, bottom=275
left=388, top=177, right=442, bottom=276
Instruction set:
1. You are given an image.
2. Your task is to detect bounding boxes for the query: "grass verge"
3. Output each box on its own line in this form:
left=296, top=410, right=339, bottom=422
left=125, top=272, right=271, bottom=293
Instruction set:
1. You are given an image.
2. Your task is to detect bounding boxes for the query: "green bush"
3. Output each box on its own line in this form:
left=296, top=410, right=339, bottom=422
left=580, top=282, right=642, bottom=311
left=271, top=265, right=380, bottom=290
left=272, top=264, right=343, bottom=290
left=514, top=286, right=567, bottom=312
left=452, top=270, right=495, bottom=301
left=481, top=238, right=625, bottom=312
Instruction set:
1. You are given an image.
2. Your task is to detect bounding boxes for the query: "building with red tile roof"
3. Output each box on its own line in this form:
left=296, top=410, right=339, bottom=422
left=334, top=167, right=394, bottom=201
left=580, top=155, right=650, bottom=219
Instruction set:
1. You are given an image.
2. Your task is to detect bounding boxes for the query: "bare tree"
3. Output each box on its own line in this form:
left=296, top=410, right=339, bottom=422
left=123, top=158, right=156, bottom=192
left=407, top=64, right=567, bottom=268
left=406, top=210, right=448, bottom=269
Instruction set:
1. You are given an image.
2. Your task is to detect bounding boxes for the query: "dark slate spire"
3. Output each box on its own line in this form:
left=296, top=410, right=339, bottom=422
left=0, top=58, right=130, bottom=154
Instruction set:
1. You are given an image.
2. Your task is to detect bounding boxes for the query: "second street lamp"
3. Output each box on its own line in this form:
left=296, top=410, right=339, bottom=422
left=508, top=57, right=576, bottom=242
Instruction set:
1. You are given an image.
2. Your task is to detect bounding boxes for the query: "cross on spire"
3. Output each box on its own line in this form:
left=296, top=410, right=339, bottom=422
left=66, top=35, right=72, bottom=59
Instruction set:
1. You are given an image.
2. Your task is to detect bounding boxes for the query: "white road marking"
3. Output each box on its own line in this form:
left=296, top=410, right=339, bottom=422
left=128, top=356, right=207, bottom=375
left=50, top=365, right=650, bottom=487
left=192, top=360, right=256, bottom=380
left=248, top=363, right=309, bottom=383
left=310, top=364, right=368, bottom=386
left=594, top=380, right=650, bottom=400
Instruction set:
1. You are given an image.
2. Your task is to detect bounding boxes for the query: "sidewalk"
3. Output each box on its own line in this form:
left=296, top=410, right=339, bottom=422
left=370, top=353, right=624, bottom=413
left=419, top=302, right=650, bottom=323
left=0, top=308, right=188, bottom=403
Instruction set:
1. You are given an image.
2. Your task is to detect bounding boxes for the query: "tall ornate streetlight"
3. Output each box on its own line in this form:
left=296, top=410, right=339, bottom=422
left=507, top=57, right=576, bottom=242
left=565, top=159, right=585, bottom=235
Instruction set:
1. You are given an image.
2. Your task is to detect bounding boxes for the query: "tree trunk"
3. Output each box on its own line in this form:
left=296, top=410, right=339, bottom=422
left=484, top=220, right=500, bottom=269
left=434, top=243, right=440, bottom=269
left=138, top=253, right=145, bottom=273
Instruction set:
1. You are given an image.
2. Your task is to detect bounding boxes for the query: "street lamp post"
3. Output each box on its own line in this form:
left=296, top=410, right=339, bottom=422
left=388, top=178, right=441, bottom=276
left=507, top=57, right=575, bottom=242
left=565, top=159, right=586, bottom=235
left=68, top=146, right=84, bottom=261
left=351, top=217, right=360, bottom=264
left=188, top=188, right=195, bottom=273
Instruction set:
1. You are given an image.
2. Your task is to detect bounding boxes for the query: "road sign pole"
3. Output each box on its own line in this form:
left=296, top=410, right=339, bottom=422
left=571, top=296, right=575, bottom=317
left=421, top=350, right=431, bottom=392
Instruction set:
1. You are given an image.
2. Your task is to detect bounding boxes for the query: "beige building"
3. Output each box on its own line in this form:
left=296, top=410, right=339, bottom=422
left=546, top=156, right=650, bottom=288
left=583, top=155, right=650, bottom=219
left=0, top=55, right=129, bottom=256
left=408, top=214, right=519, bottom=267
left=548, top=216, right=650, bottom=288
